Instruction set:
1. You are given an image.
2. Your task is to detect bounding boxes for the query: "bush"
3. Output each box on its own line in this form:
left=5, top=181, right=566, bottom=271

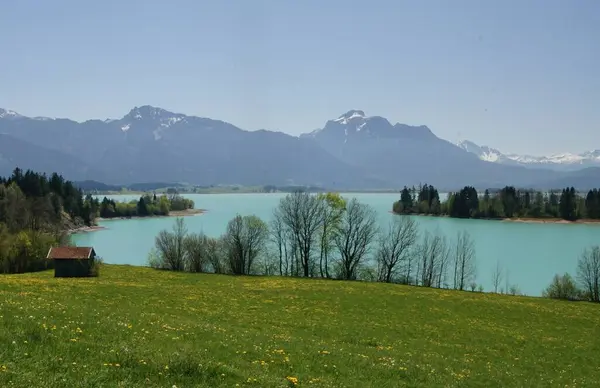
left=543, top=273, right=581, bottom=301
left=90, top=257, right=103, bottom=277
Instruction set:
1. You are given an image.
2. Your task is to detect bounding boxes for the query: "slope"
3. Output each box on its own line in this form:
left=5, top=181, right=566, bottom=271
left=0, top=265, right=598, bottom=387
left=0, top=134, right=108, bottom=181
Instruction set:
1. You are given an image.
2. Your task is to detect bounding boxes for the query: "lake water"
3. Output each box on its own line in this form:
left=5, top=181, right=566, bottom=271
left=72, top=193, right=600, bottom=296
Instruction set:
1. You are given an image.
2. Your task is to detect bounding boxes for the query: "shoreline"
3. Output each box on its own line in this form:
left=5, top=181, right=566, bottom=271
left=390, top=211, right=600, bottom=225
left=501, top=217, right=600, bottom=225
left=97, top=208, right=205, bottom=222
left=68, top=225, right=108, bottom=235
left=69, top=209, right=205, bottom=235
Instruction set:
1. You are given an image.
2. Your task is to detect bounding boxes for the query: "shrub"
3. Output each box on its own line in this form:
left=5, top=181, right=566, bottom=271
left=90, top=256, right=103, bottom=277
left=543, top=273, right=581, bottom=301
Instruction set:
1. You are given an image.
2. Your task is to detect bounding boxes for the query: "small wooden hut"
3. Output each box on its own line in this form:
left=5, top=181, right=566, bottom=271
left=47, top=247, right=97, bottom=278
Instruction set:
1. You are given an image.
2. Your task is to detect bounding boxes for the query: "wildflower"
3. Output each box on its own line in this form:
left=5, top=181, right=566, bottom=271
left=286, top=376, right=299, bottom=385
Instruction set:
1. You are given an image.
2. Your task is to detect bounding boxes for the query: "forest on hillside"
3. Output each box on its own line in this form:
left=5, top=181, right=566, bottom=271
left=0, top=168, right=196, bottom=274
left=0, top=168, right=96, bottom=273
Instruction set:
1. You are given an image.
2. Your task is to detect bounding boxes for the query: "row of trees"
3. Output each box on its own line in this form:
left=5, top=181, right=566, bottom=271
left=0, top=168, right=88, bottom=273
left=149, top=192, right=478, bottom=290
left=393, top=184, right=596, bottom=221
left=98, top=193, right=194, bottom=219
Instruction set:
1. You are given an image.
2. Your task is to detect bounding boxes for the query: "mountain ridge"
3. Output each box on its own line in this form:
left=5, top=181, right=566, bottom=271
left=458, top=140, right=600, bottom=171
left=1, top=105, right=597, bottom=190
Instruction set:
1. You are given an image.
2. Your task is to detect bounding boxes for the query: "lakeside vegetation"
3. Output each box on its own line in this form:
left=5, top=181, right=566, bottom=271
left=393, top=183, right=600, bottom=222
left=149, top=192, right=483, bottom=290
left=0, top=168, right=196, bottom=274
left=97, top=193, right=195, bottom=219
left=148, top=191, right=600, bottom=302
left=0, top=168, right=95, bottom=274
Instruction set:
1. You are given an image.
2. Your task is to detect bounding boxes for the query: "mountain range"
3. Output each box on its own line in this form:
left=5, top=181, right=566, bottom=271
left=457, top=140, right=600, bottom=171
left=1, top=106, right=599, bottom=190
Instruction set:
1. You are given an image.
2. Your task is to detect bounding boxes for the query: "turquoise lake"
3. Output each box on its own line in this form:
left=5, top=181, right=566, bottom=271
left=72, top=193, right=600, bottom=296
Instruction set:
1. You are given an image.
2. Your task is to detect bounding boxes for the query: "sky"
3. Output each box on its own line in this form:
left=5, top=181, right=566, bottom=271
left=0, top=0, right=599, bottom=155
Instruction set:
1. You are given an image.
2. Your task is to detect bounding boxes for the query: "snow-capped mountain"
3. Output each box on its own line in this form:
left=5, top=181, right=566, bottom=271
left=0, top=105, right=383, bottom=188
left=457, top=140, right=600, bottom=171
left=301, top=110, right=561, bottom=188
left=303, top=110, right=436, bottom=145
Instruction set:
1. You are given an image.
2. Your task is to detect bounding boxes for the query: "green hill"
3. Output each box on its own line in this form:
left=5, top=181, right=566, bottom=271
left=1, top=265, right=599, bottom=387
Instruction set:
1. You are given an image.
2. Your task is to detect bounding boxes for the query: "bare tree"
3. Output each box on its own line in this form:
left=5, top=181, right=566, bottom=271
left=376, top=216, right=419, bottom=283
left=577, top=245, right=600, bottom=302
left=276, top=192, right=325, bottom=277
left=270, top=208, right=292, bottom=276
left=223, top=214, right=269, bottom=275
left=452, top=231, right=476, bottom=291
left=334, top=199, right=378, bottom=280
left=151, top=217, right=188, bottom=271
left=205, top=236, right=227, bottom=274
left=491, top=260, right=503, bottom=293
left=418, top=232, right=449, bottom=287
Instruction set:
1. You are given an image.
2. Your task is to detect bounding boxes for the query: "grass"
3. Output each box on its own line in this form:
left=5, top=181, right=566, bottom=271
left=1, top=266, right=599, bottom=388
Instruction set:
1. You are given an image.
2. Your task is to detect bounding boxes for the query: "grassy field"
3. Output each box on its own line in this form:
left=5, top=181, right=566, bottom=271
left=1, top=266, right=599, bottom=388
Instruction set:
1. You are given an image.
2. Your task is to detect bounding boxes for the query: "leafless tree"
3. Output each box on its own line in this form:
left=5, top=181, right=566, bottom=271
left=270, top=208, right=292, bottom=276
left=205, top=236, right=227, bottom=274
left=276, top=192, right=325, bottom=277
left=334, top=199, right=378, bottom=280
left=376, top=216, right=419, bottom=283
left=223, top=214, right=269, bottom=275
left=418, top=232, right=450, bottom=287
left=152, top=217, right=188, bottom=271
left=491, top=260, right=503, bottom=293
left=452, top=231, right=476, bottom=291
left=577, top=245, right=600, bottom=302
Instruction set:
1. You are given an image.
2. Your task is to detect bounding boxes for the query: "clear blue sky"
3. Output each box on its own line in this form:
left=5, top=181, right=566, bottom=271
left=1, top=0, right=598, bottom=155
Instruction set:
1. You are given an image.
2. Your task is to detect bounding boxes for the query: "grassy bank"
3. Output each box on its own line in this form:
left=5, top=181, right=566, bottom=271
left=1, top=266, right=599, bottom=387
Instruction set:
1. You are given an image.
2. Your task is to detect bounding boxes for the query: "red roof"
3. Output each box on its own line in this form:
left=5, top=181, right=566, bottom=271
left=47, top=247, right=95, bottom=260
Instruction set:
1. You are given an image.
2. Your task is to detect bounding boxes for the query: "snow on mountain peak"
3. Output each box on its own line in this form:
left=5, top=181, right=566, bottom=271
left=458, top=139, right=600, bottom=170
left=456, top=140, right=503, bottom=162
left=126, top=105, right=175, bottom=120
left=0, top=108, right=21, bottom=119
left=333, top=110, right=366, bottom=124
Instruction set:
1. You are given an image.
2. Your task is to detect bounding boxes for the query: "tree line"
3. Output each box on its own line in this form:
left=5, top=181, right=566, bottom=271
left=149, top=191, right=479, bottom=290
left=97, top=193, right=194, bottom=219
left=393, top=184, right=598, bottom=221
left=0, top=168, right=94, bottom=273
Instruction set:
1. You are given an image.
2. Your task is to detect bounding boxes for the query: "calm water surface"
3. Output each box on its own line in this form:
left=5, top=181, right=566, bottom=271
left=72, top=193, right=600, bottom=296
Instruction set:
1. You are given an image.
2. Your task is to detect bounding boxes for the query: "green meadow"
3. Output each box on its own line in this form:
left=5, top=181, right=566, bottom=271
left=1, top=265, right=599, bottom=387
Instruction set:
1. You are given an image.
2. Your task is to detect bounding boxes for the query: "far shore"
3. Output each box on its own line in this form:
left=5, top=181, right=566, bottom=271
left=390, top=211, right=600, bottom=225
left=502, top=217, right=600, bottom=225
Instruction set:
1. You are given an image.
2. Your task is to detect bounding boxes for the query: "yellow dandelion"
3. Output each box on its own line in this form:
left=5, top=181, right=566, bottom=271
left=286, top=376, right=299, bottom=385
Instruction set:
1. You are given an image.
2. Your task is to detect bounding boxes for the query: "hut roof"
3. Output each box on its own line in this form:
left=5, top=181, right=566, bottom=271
left=47, top=247, right=95, bottom=260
